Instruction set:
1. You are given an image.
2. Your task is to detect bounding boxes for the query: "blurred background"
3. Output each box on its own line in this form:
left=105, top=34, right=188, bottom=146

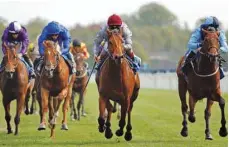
left=0, top=0, right=228, bottom=91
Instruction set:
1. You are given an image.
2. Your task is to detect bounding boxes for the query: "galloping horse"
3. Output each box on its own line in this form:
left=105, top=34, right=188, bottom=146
left=177, top=28, right=227, bottom=140
left=70, top=52, right=88, bottom=121
left=38, top=40, right=75, bottom=138
left=95, top=29, right=140, bottom=141
left=0, top=43, right=29, bottom=135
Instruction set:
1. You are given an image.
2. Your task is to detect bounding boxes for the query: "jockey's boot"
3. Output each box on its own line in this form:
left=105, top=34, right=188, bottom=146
left=126, top=50, right=141, bottom=73
left=23, top=54, right=36, bottom=79
left=181, top=51, right=196, bottom=75
left=68, top=52, right=76, bottom=74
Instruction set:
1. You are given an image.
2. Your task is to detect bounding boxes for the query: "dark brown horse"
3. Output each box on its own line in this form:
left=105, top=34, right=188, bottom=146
left=38, top=40, right=75, bottom=138
left=95, top=29, right=140, bottom=141
left=70, top=52, right=88, bottom=121
left=177, top=29, right=227, bottom=140
left=0, top=43, right=29, bottom=135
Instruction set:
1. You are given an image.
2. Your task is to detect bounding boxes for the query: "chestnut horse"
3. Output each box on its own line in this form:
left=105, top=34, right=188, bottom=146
left=0, top=43, right=29, bottom=135
left=38, top=40, right=75, bottom=138
left=177, top=29, right=227, bottom=140
left=95, top=29, right=140, bottom=141
left=70, top=52, right=88, bottom=121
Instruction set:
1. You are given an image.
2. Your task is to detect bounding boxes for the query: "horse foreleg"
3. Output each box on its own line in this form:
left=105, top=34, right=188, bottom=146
left=81, top=91, right=87, bottom=117
left=24, top=91, right=30, bottom=115
left=61, top=87, right=72, bottom=130
left=14, top=93, right=26, bottom=135
left=70, top=91, right=76, bottom=120
left=3, top=99, right=13, bottom=134
left=218, top=94, right=228, bottom=137
left=188, top=95, right=197, bottom=123
left=178, top=76, right=188, bottom=137
left=104, top=100, right=113, bottom=139
left=113, top=102, right=117, bottom=113
left=38, top=87, right=49, bottom=131
left=116, top=100, right=128, bottom=137
left=124, top=102, right=133, bottom=141
left=77, top=92, right=84, bottom=121
left=205, top=99, right=214, bottom=140
left=30, top=89, right=36, bottom=114
left=98, top=96, right=106, bottom=133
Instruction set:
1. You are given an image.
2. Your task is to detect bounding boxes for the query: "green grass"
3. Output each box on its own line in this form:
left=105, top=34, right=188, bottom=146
left=0, top=84, right=228, bottom=147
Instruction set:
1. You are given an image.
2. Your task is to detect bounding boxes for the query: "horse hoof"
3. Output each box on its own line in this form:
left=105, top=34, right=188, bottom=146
left=74, top=114, right=78, bottom=120
left=61, top=124, right=69, bottom=130
left=98, top=126, right=105, bottom=133
left=219, top=127, right=228, bottom=137
left=30, top=109, right=34, bottom=114
left=205, top=134, right=213, bottom=140
left=7, top=130, right=13, bottom=134
left=188, top=115, right=196, bottom=123
left=81, top=112, right=87, bottom=117
left=180, top=128, right=188, bottom=137
left=112, top=108, right=117, bottom=113
left=105, top=129, right=113, bottom=139
left=37, top=124, right=46, bottom=131
left=24, top=110, right=30, bottom=115
left=124, top=132, right=132, bottom=141
left=115, top=129, right=123, bottom=137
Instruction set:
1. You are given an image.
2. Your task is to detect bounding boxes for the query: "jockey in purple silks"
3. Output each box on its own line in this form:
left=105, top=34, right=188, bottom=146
left=0, top=21, right=36, bottom=79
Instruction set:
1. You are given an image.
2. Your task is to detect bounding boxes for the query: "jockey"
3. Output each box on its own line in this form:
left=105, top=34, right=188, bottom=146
left=0, top=21, right=36, bottom=79
left=38, top=21, right=76, bottom=74
left=182, top=16, right=228, bottom=78
left=93, top=14, right=141, bottom=72
left=70, top=39, right=90, bottom=60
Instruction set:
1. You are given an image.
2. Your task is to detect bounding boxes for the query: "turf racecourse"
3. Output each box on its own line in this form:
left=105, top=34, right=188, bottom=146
left=0, top=83, right=227, bottom=147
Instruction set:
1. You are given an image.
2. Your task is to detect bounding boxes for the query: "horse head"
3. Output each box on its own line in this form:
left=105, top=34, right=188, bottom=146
left=200, top=28, right=220, bottom=62
left=43, top=40, right=60, bottom=78
left=3, top=42, right=20, bottom=79
left=73, top=53, right=88, bottom=77
left=107, top=28, right=124, bottom=65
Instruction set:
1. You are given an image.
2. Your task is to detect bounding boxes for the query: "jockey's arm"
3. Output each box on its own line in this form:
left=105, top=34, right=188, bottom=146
left=20, top=28, right=29, bottom=55
left=219, top=30, right=228, bottom=53
left=61, top=29, right=71, bottom=55
left=81, top=43, right=90, bottom=59
left=1, top=28, right=8, bottom=54
left=122, top=24, right=133, bottom=52
left=93, top=26, right=106, bottom=56
left=38, top=27, right=48, bottom=56
left=187, top=29, right=202, bottom=52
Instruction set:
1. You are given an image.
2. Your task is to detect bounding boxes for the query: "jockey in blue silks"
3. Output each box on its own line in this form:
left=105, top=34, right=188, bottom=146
left=0, top=21, right=36, bottom=79
left=181, top=16, right=228, bottom=79
left=38, top=21, right=76, bottom=74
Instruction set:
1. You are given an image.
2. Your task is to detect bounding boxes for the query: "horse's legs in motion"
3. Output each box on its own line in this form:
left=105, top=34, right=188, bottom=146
left=77, top=91, right=85, bottom=120
left=205, top=99, right=214, bottom=140
left=188, top=95, right=197, bottom=123
left=3, top=99, right=13, bottom=134
left=116, top=99, right=128, bottom=137
left=98, top=96, right=106, bottom=133
left=61, top=87, right=72, bottom=130
left=178, top=76, right=188, bottom=137
left=81, top=92, right=87, bottom=117
left=104, top=100, right=113, bottom=139
left=113, top=102, right=117, bottom=113
left=30, top=89, right=37, bottom=114
left=124, top=102, right=133, bottom=141
left=14, top=93, right=26, bottom=135
left=24, top=91, right=30, bottom=115
left=70, top=91, right=77, bottom=120
left=217, top=93, right=228, bottom=137
left=38, top=87, right=49, bottom=131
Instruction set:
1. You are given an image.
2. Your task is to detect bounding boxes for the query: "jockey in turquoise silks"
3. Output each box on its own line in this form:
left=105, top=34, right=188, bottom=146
left=38, top=21, right=76, bottom=74
left=181, top=16, right=228, bottom=79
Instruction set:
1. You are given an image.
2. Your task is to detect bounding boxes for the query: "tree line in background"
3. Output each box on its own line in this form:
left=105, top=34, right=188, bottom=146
left=0, top=2, right=228, bottom=69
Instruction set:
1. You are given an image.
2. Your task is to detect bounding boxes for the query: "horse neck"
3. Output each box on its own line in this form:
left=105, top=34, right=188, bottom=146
left=197, top=54, right=217, bottom=73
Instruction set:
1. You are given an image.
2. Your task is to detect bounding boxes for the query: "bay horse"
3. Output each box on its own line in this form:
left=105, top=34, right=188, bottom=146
left=95, top=29, right=140, bottom=141
left=177, top=28, right=228, bottom=140
left=70, top=52, right=88, bottom=121
left=38, top=40, right=75, bottom=138
left=0, top=43, right=29, bottom=135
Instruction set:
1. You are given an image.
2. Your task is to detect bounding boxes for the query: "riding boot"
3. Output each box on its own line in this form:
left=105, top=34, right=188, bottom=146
left=95, top=50, right=108, bottom=70
left=181, top=51, right=196, bottom=75
left=68, top=52, right=76, bottom=74
left=126, top=49, right=141, bottom=72
left=23, top=54, right=36, bottom=79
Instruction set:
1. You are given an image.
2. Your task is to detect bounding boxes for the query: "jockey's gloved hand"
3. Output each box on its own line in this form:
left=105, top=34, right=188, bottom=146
left=18, top=53, right=23, bottom=58
left=94, top=55, right=100, bottom=63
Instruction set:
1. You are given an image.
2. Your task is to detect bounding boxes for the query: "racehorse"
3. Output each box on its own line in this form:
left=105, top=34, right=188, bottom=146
left=37, top=40, right=75, bottom=138
left=70, top=52, right=88, bottom=121
left=0, top=43, right=30, bottom=135
left=95, top=29, right=140, bottom=141
left=177, top=28, right=228, bottom=140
